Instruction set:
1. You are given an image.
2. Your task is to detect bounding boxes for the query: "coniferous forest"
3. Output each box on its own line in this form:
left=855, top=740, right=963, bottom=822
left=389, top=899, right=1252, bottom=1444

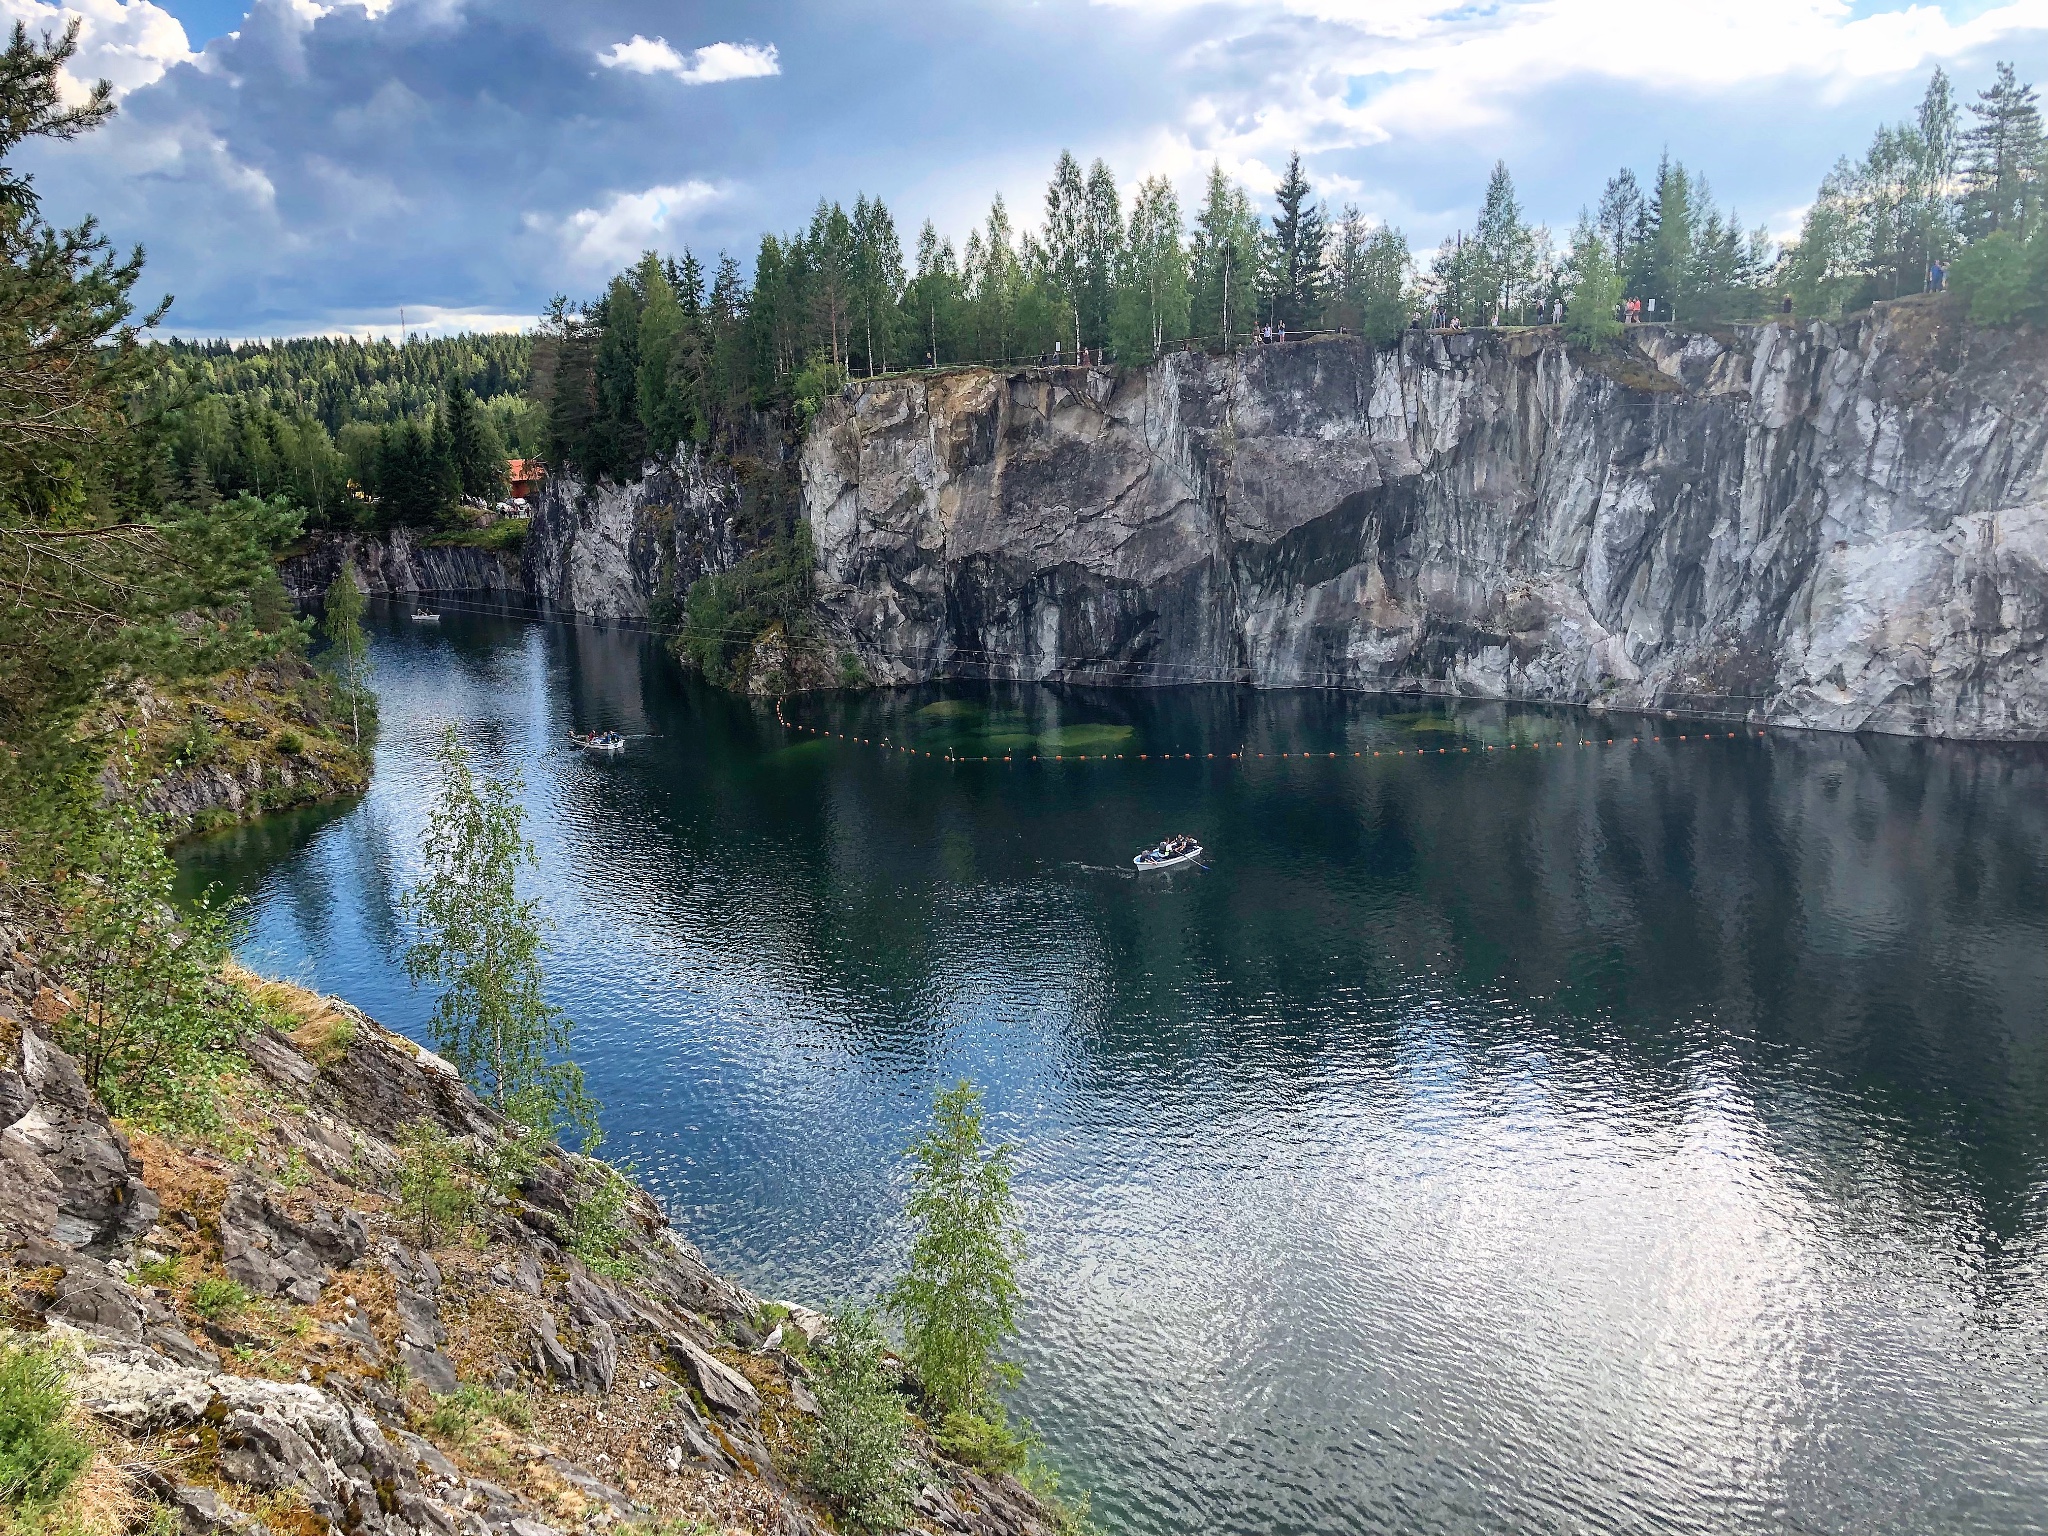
left=124, top=59, right=2043, bottom=534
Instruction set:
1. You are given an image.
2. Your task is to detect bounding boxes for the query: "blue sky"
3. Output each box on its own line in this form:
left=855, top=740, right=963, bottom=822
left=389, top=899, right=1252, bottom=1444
left=6, top=0, right=2045, bottom=336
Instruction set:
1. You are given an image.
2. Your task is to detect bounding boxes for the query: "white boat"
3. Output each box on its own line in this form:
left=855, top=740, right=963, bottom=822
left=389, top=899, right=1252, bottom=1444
left=571, top=730, right=626, bottom=753
left=1134, top=835, right=1204, bottom=871
left=410, top=610, right=441, bottom=623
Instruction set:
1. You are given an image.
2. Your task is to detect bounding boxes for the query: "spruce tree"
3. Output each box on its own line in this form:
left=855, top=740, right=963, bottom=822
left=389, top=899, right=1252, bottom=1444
left=1473, top=161, right=1537, bottom=323
left=1265, top=152, right=1326, bottom=328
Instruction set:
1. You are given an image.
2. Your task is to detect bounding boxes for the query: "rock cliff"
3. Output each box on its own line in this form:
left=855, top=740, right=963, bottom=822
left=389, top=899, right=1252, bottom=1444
left=279, top=527, right=524, bottom=604
left=0, top=939, right=1063, bottom=1536
left=804, top=305, right=2048, bottom=739
left=520, top=454, right=745, bottom=621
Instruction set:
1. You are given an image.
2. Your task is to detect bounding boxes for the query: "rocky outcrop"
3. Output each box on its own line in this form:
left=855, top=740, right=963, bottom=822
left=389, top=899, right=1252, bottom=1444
left=1, top=946, right=1064, bottom=1536
left=89, top=661, right=372, bottom=840
left=279, top=526, right=524, bottom=603
left=521, top=453, right=745, bottom=619
left=803, top=305, right=2048, bottom=739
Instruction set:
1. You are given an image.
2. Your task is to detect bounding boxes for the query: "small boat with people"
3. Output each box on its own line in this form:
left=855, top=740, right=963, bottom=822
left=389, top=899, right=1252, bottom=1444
left=571, top=730, right=626, bottom=753
left=1134, top=833, right=1204, bottom=871
left=410, top=609, right=441, bottom=623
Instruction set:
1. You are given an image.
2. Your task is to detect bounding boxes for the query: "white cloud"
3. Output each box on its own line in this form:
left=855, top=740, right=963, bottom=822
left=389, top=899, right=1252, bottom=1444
left=528, top=179, right=728, bottom=270
left=164, top=306, right=538, bottom=342
left=0, top=0, right=194, bottom=96
left=595, top=34, right=779, bottom=84
left=1097, top=0, right=2048, bottom=177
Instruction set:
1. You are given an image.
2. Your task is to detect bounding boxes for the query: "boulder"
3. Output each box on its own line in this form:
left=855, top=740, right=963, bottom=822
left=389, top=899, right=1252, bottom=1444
left=665, top=1336, right=758, bottom=1420
left=0, top=1027, right=158, bottom=1257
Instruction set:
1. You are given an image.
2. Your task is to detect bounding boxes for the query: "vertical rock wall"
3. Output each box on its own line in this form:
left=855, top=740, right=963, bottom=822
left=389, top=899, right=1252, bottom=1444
left=802, top=307, right=2048, bottom=739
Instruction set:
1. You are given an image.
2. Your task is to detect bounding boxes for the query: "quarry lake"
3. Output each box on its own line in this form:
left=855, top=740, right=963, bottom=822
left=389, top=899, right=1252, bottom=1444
left=179, top=602, right=2048, bottom=1536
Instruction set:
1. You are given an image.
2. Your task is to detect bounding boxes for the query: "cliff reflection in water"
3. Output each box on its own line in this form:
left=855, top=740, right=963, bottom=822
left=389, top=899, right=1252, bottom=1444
left=180, top=604, right=2048, bottom=1536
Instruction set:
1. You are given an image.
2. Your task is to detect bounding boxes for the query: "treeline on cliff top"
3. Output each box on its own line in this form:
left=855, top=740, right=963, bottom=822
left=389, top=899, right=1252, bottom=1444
left=528, top=59, right=2043, bottom=483
left=135, top=59, right=2043, bottom=533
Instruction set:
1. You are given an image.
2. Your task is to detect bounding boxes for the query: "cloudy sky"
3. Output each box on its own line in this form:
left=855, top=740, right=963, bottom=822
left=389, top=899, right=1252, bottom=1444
left=8, top=0, right=2045, bottom=336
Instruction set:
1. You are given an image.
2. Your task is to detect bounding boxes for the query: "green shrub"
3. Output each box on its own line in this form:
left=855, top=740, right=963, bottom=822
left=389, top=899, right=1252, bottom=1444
left=134, top=1253, right=183, bottom=1287
left=0, top=1342, right=91, bottom=1515
left=169, top=714, right=220, bottom=768
left=935, top=1406, right=1030, bottom=1473
left=799, top=1306, right=911, bottom=1534
left=676, top=524, right=815, bottom=688
left=397, top=1119, right=471, bottom=1248
left=191, top=1277, right=249, bottom=1320
left=888, top=1081, right=1023, bottom=1418
left=47, top=803, right=256, bottom=1124
left=567, top=1162, right=639, bottom=1279
left=1949, top=229, right=2048, bottom=327
left=273, top=729, right=305, bottom=756
left=1020, top=1450, right=1095, bottom=1536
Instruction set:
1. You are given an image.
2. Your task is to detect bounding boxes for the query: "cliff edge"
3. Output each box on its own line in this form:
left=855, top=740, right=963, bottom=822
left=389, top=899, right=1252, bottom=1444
left=805, top=307, right=2048, bottom=738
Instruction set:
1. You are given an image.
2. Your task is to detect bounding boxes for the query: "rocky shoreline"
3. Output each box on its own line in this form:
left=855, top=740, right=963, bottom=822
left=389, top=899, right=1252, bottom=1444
left=0, top=945, right=1062, bottom=1536
left=88, top=658, right=373, bottom=842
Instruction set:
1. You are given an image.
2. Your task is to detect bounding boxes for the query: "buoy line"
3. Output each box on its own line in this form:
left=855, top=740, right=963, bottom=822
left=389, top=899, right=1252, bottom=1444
left=772, top=697, right=1765, bottom=764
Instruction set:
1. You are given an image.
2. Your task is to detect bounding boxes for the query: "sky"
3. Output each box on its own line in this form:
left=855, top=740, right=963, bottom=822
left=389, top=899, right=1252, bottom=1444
left=5, top=0, right=2045, bottom=337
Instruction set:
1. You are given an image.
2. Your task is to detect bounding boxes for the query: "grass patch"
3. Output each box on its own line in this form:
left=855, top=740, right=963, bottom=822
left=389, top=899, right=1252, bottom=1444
left=422, top=1384, right=533, bottom=1446
left=0, top=1343, right=91, bottom=1518
left=423, top=518, right=528, bottom=553
left=190, top=1277, right=249, bottom=1320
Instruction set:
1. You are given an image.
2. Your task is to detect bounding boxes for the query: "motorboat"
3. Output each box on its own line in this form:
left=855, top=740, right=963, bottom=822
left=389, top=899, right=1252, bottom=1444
left=571, top=730, right=626, bottom=753
left=1134, top=834, right=1204, bottom=871
left=410, top=609, right=441, bottom=622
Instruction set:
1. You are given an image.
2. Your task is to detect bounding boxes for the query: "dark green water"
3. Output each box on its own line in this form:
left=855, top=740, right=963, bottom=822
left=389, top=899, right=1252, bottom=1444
left=178, top=603, right=2048, bottom=1536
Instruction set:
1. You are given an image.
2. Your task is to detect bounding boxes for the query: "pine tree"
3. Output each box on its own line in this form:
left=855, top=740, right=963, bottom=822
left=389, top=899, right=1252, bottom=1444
left=0, top=20, right=296, bottom=857
left=1959, top=62, right=2043, bottom=238
left=1264, top=152, right=1327, bottom=328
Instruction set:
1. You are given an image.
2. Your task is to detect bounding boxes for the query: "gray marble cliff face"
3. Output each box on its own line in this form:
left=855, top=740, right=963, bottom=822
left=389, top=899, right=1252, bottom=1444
left=803, top=312, right=2048, bottom=738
